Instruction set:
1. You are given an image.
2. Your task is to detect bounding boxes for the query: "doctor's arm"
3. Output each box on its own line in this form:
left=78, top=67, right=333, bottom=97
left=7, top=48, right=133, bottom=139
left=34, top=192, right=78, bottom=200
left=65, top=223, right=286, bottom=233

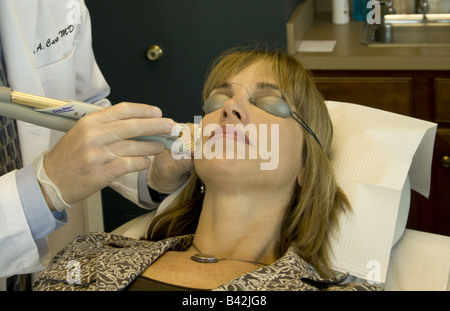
left=0, top=103, right=192, bottom=277
left=0, top=168, right=61, bottom=277
left=42, top=102, right=177, bottom=210
left=145, top=123, right=196, bottom=196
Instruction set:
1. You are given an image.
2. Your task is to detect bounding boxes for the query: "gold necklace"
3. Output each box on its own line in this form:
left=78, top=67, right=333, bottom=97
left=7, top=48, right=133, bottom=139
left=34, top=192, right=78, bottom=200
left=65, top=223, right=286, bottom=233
left=190, top=242, right=268, bottom=266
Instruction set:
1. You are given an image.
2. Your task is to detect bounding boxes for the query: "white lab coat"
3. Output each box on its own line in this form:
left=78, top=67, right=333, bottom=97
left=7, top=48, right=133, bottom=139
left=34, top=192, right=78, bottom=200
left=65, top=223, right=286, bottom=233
left=0, top=0, right=143, bottom=279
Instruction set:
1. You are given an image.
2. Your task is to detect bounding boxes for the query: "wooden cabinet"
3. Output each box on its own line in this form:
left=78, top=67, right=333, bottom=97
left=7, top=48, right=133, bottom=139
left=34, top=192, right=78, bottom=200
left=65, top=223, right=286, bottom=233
left=313, top=70, right=450, bottom=236
left=434, top=78, right=450, bottom=123
left=313, top=77, right=413, bottom=115
left=409, top=129, right=450, bottom=235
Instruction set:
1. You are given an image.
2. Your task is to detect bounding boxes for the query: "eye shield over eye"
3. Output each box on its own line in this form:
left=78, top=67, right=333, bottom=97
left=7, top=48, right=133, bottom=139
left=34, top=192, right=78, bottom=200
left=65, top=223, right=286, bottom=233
left=202, top=93, right=323, bottom=148
left=203, top=93, right=291, bottom=118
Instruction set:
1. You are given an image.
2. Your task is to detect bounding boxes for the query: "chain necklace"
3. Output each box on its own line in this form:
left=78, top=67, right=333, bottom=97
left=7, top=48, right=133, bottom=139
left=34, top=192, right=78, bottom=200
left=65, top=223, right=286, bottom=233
left=190, top=242, right=268, bottom=266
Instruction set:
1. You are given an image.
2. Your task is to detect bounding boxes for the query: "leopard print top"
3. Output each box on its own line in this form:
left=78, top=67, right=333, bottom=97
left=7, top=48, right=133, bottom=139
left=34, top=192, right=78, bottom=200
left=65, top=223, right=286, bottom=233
left=33, top=232, right=382, bottom=291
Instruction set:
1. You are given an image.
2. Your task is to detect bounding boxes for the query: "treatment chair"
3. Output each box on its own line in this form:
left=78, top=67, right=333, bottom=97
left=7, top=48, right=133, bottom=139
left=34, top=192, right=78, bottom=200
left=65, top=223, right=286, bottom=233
left=112, top=101, right=450, bottom=291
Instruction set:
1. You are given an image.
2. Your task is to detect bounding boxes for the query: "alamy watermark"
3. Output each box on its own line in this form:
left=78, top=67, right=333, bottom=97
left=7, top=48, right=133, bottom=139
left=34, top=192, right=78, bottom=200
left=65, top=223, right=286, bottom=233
left=367, top=0, right=382, bottom=25
left=366, top=260, right=382, bottom=284
left=66, top=0, right=82, bottom=25
left=66, top=260, right=81, bottom=285
left=170, top=117, right=281, bottom=171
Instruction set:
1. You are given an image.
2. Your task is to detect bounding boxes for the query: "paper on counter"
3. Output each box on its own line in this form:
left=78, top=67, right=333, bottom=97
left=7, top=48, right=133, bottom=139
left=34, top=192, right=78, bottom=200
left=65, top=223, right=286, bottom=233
left=325, top=101, right=437, bottom=283
left=385, top=229, right=450, bottom=291
left=297, top=40, right=336, bottom=52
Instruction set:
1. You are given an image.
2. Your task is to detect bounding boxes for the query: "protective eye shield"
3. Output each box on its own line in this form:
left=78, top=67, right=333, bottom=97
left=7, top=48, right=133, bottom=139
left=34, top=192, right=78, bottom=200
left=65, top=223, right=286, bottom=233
left=203, top=93, right=291, bottom=118
left=202, top=93, right=322, bottom=148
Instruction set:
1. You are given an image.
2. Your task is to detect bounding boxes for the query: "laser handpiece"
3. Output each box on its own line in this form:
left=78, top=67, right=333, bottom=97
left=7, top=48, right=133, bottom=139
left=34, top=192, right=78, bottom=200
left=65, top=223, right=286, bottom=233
left=0, top=86, right=194, bottom=153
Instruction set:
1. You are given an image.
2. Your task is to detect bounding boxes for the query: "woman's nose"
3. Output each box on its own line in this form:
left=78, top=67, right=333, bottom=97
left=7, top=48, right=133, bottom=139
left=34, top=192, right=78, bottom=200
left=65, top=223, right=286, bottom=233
left=220, top=95, right=250, bottom=123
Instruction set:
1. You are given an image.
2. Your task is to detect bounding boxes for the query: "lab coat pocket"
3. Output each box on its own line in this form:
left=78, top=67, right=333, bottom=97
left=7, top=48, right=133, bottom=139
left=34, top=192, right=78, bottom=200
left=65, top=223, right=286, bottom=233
left=37, top=46, right=77, bottom=100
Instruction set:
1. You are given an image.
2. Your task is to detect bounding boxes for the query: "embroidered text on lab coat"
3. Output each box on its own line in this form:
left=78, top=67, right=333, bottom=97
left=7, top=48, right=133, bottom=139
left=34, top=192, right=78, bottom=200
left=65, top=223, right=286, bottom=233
left=33, top=24, right=75, bottom=55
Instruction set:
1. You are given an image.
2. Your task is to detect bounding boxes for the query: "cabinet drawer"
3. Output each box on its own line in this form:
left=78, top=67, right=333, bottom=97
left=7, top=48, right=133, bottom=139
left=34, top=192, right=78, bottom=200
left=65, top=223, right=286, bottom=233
left=314, top=77, right=413, bottom=116
left=434, top=78, right=450, bottom=122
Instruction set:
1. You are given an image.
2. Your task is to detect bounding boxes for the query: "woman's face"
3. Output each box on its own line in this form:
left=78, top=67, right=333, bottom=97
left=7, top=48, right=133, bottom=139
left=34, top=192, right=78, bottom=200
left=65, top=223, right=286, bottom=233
left=195, top=62, right=305, bottom=193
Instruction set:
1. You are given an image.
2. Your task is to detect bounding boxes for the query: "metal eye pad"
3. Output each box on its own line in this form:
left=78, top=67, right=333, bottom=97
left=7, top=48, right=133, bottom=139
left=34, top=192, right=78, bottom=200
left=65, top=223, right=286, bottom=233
left=202, top=93, right=323, bottom=148
left=203, top=94, right=230, bottom=115
left=203, top=93, right=291, bottom=118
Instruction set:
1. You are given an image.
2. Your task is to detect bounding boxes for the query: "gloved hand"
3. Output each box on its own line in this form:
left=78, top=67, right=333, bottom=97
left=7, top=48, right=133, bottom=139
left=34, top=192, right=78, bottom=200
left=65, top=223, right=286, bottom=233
left=43, top=102, right=175, bottom=207
left=146, top=123, right=197, bottom=194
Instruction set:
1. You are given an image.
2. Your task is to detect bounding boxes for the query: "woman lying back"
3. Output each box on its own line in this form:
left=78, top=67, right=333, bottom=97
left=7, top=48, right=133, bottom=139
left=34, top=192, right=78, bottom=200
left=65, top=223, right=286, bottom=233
left=33, top=48, right=382, bottom=291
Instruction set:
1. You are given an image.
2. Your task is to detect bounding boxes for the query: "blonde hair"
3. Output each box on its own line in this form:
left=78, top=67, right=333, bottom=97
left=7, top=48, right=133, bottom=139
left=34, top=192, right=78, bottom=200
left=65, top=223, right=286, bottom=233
left=147, top=48, right=349, bottom=277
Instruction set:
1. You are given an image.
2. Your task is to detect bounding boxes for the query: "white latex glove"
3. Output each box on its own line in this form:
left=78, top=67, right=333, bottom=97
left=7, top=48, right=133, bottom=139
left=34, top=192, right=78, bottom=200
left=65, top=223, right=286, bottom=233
left=146, top=123, right=197, bottom=194
left=43, top=102, right=175, bottom=206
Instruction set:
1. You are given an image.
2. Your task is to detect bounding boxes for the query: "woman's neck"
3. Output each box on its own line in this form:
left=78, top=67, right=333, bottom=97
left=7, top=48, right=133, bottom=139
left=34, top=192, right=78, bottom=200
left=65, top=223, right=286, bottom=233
left=192, top=185, right=292, bottom=265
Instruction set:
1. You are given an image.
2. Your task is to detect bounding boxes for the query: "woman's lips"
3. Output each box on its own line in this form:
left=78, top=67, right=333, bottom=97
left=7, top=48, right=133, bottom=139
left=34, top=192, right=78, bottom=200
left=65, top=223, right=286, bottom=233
left=209, top=125, right=251, bottom=145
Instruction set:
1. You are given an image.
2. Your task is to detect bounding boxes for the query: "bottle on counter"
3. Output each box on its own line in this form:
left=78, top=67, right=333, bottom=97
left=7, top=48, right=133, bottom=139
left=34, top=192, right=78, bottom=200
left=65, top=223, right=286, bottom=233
left=352, top=0, right=369, bottom=21
left=332, top=0, right=350, bottom=24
